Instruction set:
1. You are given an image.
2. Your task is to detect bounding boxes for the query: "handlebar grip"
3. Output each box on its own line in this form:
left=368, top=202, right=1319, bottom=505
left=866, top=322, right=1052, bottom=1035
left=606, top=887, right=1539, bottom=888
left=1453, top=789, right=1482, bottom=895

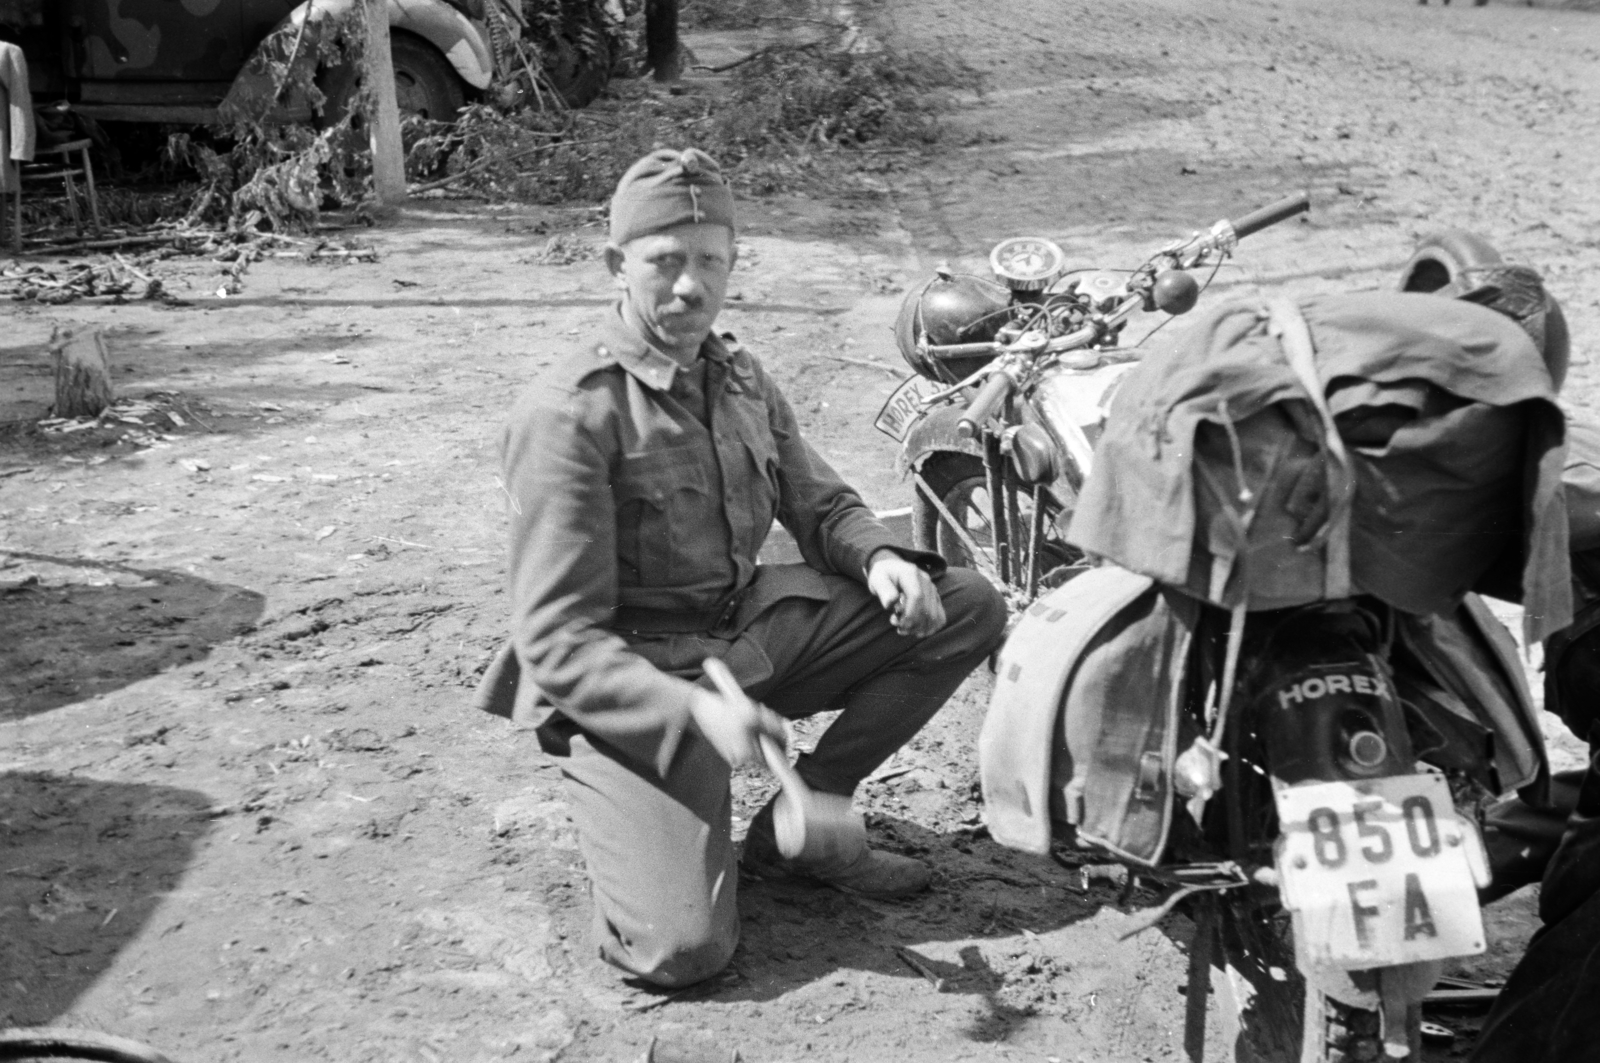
left=1229, top=191, right=1310, bottom=239
left=957, top=369, right=1015, bottom=439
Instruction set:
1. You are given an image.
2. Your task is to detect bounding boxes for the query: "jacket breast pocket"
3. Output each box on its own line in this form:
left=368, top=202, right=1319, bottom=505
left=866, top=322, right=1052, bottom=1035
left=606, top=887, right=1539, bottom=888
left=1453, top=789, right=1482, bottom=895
left=725, top=396, right=781, bottom=498
left=614, top=447, right=709, bottom=586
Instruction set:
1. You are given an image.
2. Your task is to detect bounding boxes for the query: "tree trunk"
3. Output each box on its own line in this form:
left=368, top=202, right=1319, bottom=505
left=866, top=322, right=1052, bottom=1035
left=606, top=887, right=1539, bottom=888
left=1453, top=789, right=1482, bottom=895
left=363, top=0, right=407, bottom=207
left=51, top=326, right=114, bottom=419
left=645, top=0, right=681, bottom=82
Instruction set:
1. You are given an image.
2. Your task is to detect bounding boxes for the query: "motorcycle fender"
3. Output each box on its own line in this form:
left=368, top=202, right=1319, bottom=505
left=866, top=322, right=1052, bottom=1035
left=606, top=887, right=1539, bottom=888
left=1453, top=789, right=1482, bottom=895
left=1398, top=595, right=1548, bottom=797
left=980, top=566, right=1182, bottom=862
left=896, top=405, right=983, bottom=477
left=285, top=0, right=495, bottom=89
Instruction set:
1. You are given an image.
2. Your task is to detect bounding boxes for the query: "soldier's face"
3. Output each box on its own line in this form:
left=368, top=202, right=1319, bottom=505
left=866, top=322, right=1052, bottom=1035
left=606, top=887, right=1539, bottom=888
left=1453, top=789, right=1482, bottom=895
left=608, top=223, right=736, bottom=357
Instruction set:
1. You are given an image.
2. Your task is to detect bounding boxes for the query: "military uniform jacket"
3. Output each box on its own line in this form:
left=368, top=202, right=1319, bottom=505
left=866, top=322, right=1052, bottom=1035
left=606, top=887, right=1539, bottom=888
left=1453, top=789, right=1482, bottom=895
left=474, top=304, right=916, bottom=776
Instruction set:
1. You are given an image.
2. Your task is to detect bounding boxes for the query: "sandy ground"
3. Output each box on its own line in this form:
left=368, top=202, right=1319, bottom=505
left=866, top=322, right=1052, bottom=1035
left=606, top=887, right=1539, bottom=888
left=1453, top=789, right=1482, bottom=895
left=4, top=0, right=1600, bottom=1060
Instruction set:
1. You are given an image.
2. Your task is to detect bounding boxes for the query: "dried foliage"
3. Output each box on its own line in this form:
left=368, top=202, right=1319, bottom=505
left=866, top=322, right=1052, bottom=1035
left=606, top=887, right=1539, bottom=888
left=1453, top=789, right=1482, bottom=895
left=2, top=229, right=376, bottom=304
left=413, top=43, right=979, bottom=202
left=680, top=0, right=816, bottom=30
left=2, top=256, right=174, bottom=305
left=203, top=7, right=372, bottom=233
left=23, top=4, right=972, bottom=250
left=176, top=0, right=610, bottom=225
left=712, top=46, right=978, bottom=155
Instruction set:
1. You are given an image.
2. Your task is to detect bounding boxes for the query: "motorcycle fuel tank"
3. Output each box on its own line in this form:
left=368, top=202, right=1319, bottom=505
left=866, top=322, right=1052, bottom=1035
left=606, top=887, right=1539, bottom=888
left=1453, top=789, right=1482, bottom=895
left=1027, top=359, right=1137, bottom=481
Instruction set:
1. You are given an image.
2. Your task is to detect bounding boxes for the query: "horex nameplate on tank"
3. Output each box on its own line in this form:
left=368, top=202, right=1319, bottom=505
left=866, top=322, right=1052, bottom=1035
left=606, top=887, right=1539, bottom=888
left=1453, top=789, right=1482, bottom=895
left=1274, top=774, right=1490, bottom=970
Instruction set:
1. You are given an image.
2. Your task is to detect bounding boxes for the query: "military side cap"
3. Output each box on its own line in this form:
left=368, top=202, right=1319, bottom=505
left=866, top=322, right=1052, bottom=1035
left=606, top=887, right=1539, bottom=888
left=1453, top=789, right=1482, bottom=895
left=609, top=148, right=736, bottom=245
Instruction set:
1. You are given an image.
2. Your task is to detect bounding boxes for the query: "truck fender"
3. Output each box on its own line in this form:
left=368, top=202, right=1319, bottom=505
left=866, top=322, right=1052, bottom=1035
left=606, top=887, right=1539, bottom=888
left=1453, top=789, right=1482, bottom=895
left=284, top=0, right=494, bottom=90
left=896, top=404, right=984, bottom=478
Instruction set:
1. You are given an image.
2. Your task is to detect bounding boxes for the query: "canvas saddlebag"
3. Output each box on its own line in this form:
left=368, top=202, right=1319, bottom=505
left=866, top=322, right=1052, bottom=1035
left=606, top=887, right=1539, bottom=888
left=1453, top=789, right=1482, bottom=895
left=979, top=568, right=1547, bottom=866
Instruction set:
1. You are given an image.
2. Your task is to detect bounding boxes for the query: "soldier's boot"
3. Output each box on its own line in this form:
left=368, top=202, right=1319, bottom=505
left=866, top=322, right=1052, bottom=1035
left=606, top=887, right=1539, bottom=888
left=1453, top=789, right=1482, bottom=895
left=740, top=796, right=932, bottom=898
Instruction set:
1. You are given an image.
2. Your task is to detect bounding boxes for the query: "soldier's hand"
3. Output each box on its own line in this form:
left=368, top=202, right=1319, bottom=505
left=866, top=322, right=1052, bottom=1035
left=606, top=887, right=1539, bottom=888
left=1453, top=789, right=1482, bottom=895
left=866, top=550, right=946, bottom=639
left=688, top=686, right=788, bottom=770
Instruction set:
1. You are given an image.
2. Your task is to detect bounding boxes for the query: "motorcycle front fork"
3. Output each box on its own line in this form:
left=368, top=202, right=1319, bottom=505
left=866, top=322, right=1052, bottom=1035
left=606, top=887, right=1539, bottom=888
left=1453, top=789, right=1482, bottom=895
left=980, top=430, right=1047, bottom=600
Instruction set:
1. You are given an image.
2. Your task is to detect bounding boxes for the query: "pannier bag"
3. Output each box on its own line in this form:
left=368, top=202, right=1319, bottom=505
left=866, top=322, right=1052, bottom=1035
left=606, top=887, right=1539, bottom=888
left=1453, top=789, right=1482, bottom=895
left=1066, top=292, right=1571, bottom=642
left=980, top=567, right=1546, bottom=866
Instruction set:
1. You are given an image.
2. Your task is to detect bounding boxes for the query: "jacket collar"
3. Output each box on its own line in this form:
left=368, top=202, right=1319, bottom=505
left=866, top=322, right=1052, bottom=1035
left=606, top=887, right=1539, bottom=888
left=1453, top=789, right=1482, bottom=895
left=597, top=301, right=732, bottom=392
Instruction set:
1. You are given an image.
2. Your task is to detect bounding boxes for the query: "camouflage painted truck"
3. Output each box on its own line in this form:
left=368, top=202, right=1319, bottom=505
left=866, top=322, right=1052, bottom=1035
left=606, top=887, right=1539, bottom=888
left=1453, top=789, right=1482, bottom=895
left=1, top=0, right=611, bottom=127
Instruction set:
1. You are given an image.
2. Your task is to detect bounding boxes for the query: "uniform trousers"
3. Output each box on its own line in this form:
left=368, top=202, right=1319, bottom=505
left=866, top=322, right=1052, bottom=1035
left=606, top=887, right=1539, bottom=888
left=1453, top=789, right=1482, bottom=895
left=552, top=567, right=1006, bottom=987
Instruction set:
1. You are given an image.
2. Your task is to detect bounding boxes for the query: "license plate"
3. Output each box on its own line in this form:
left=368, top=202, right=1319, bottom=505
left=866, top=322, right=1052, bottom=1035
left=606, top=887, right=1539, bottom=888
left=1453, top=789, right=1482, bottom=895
left=1274, top=774, right=1490, bottom=970
left=873, top=375, right=939, bottom=443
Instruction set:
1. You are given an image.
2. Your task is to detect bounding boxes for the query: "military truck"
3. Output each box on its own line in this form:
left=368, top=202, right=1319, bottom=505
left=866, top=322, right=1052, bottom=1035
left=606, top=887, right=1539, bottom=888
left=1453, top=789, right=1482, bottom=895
left=0, top=0, right=610, bottom=127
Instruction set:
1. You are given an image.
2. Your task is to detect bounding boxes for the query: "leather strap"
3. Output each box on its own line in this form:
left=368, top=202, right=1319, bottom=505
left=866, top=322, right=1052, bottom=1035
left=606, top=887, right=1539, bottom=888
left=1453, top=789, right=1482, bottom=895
left=1266, top=298, right=1355, bottom=599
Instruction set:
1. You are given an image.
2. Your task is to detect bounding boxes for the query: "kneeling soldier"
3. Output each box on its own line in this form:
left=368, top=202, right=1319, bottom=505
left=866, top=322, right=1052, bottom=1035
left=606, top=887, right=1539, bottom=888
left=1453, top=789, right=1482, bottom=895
left=476, top=147, right=1007, bottom=988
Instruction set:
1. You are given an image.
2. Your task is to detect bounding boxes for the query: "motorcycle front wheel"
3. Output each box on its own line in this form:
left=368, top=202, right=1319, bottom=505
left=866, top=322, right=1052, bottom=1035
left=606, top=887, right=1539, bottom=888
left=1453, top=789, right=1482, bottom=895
left=911, top=453, right=1082, bottom=585
left=911, top=454, right=991, bottom=568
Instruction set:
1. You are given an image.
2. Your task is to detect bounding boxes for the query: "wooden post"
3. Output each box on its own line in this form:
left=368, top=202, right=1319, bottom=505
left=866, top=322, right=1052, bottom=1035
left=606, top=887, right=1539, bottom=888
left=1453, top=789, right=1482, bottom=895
left=645, top=0, right=681, bottom=82
left=51, top=327, right=113, bottom=419
left=362, top=0, right=407, bottom=207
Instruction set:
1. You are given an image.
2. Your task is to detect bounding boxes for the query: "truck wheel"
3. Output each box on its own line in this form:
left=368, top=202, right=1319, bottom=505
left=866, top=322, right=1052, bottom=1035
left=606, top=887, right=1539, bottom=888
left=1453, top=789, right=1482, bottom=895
left=390, top=32, right=467, bottom=121
left=316, top=32, right=466, bottom=127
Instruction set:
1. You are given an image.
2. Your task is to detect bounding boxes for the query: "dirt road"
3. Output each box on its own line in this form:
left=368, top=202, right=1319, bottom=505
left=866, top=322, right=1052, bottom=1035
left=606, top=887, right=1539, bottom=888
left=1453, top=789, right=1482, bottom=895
left=4, top=0, right=1599, bottom=1060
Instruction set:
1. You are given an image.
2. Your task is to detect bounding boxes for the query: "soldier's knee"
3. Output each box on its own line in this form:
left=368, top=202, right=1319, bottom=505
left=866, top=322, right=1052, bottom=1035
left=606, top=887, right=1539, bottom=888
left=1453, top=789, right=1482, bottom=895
left=609, top=920, right=737, bottom=989
left=936, top=567, right=1009, bottom=655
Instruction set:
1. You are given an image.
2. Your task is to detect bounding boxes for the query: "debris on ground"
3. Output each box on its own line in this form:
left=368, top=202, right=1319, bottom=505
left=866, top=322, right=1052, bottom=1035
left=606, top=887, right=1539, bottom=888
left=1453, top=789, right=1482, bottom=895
left=3, top=228, right=376, bottom=303
left=529, top=231, right=598, bottom=264
left=36, top=393, right=215, bottom=451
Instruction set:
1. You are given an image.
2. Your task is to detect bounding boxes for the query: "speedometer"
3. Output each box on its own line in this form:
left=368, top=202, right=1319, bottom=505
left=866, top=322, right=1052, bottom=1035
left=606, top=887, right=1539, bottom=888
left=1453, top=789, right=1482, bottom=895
left=989, top=237, right=1066, bottom=291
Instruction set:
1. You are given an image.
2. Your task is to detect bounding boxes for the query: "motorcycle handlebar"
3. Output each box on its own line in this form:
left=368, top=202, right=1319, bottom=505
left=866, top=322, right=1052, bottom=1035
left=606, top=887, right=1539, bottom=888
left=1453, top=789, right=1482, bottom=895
left=1228, top=191, right=1310, bottom=240
left=957, top=368, right=1016, bottom=439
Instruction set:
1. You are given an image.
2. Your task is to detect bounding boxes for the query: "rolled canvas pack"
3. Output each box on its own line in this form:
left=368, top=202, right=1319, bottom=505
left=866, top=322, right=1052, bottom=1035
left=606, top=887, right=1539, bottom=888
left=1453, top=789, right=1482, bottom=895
left=1067, top=292, right=1571, bottom=642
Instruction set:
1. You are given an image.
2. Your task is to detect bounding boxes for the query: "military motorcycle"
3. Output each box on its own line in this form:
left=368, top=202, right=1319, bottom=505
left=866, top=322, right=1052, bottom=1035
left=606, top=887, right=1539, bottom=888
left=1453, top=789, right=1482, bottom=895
left=875, top=192, right=1311, bottom=608
left=971, top=230, right=1570, bottom=1062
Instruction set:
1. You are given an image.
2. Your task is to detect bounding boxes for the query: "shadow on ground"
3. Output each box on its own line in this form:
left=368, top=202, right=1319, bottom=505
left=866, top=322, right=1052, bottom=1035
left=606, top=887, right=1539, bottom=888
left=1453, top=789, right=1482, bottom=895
left=694, top=816, right=1143, bottom=1035
left=0, top=771, right=213, bottom=1027
left=0, top=552, right=264, bottom=721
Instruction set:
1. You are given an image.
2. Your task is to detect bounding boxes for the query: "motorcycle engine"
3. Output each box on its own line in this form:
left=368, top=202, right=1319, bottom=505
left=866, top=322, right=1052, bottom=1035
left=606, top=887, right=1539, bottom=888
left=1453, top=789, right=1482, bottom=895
left=894, top=272, right=1012, bottom=384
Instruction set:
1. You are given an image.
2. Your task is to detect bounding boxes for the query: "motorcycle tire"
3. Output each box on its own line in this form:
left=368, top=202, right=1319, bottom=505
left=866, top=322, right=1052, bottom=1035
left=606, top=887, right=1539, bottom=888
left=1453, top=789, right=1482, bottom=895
left=911, top=453, right=990, bottom=568
left=0, top=1027, right=175, bottom=1063
left=1203, top=896, right=1418, bottom=1063
left=912, top=453, right=1082, bottom=583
